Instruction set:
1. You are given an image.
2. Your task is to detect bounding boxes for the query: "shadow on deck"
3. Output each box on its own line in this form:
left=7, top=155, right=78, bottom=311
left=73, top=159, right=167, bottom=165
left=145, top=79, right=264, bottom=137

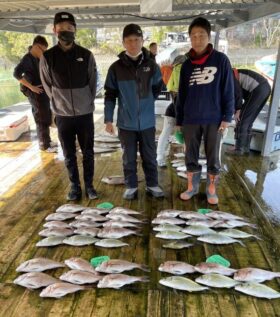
left=0, top=107, right=280, bottom=317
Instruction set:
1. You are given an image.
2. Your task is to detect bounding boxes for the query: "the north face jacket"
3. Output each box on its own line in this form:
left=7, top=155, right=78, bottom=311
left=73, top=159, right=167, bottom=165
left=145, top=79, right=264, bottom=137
left=104, top=47, right=163, bottom=131
left=176, top=48, right=234, bottom=125
left=40, top=43, right=97, bottom=117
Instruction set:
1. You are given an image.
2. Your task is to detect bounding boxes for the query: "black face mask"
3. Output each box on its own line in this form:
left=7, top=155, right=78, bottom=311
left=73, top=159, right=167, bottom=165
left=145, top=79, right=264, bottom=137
left=58, top=31, right=75, bottom=45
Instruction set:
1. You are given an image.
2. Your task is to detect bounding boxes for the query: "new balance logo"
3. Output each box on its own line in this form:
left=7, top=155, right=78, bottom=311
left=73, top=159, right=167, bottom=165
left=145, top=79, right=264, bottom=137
left=189, top=67, right=217, bottom=86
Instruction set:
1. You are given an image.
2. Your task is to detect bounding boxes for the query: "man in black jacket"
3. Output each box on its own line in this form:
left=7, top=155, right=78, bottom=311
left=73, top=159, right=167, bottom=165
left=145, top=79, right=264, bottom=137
left=40, top=12, right=98, bottom=200
left=14, top=36, right=56, bottom=153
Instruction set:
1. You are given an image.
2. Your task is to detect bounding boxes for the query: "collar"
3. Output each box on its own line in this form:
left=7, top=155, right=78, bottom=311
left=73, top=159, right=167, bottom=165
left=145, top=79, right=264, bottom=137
left=188, top=43, right=213, bottom=65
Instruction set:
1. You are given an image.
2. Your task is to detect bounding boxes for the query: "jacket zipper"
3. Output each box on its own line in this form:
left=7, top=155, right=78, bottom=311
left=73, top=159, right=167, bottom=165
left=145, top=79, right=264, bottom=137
left=67, top=56, right=75, bottom=116
left=135, top=68, right=140, bottom=130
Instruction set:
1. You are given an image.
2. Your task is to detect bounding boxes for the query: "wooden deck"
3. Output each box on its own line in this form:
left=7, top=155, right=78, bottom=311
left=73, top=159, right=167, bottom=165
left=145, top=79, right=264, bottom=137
left=0, top=103, right=280, bottom=317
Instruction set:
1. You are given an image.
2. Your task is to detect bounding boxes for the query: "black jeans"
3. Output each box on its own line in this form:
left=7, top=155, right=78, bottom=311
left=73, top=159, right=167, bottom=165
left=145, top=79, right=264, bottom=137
left=55, top=113, right=94, bottom=188
left=118, top=127, right=158, bottom=188
left=235, top=82, right=271, bottom=138
left=182, top=124, right=222, bottom=175
left=28, top=93, right=52, bottom=150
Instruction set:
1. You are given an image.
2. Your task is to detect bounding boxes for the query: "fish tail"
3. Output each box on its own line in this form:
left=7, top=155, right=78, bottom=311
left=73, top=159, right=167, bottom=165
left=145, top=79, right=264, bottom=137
left=139, top=276, right=150, bottom=283
left=139, top=264, right=151, bottom=272
left=237, top=240, right=246, bottom=247
left=249, top=223, right=257, bottom=229
left=253, top=235, right=262, bottom=240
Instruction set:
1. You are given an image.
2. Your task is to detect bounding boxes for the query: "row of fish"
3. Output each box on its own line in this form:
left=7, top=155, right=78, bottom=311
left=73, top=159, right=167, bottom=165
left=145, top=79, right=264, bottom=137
left=152, top=209, right=258, bottom=247
left=14, top=257, right=150, bottom=297
left=158, top=261, right=280, bottom=299
left=171, top=159, right=207, bottom=180
left=37, top=205, right=145, bottom=247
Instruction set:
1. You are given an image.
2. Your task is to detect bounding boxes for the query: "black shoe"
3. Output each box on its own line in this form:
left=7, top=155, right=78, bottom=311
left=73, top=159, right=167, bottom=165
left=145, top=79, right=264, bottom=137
left=123, top=188, right=138, bottom=200
left=67, top=185, right=82, bottom=201
left=85, top=187, right=98, bottom=200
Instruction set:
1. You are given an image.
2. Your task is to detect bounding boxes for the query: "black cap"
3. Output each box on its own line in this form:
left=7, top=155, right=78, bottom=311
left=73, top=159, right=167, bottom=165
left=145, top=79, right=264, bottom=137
left=123, top=24, right=143, bottom=39
left=54, top=12, right=76, bottom=27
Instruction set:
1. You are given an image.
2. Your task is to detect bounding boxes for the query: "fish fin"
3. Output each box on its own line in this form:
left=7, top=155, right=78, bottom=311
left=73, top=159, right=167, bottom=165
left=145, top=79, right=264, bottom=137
left=139, top=265, right=151, bottom=272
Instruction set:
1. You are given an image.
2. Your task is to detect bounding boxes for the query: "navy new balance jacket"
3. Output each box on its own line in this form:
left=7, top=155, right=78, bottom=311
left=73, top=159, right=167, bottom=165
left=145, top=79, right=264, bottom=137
left=176, top=49, right=234, bottom=126
left=104, top=48, right=163, bottom=131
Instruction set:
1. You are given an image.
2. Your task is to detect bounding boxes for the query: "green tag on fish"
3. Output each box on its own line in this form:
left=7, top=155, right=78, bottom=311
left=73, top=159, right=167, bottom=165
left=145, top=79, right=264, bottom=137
left=174, top=131, right=184, bottom=144
left=206, top=255, right=230, bottom=267
left=197, top=208, right=212, bottom=214
left=96, top=202, right=114, bottom=209
left=90, top=256, right=110, bottom=267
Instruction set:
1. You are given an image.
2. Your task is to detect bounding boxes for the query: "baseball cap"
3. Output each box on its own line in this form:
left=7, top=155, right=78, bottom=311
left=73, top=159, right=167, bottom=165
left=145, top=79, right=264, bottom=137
left=123, top=24, right=143, bottom=39
left=54, top=12, right=76, bottom=27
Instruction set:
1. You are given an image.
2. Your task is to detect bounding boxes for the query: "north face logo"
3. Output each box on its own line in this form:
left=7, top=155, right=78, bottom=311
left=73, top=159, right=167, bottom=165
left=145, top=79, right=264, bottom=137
left=143, top=67, right=150, bottom=72
left=189, top=67, right=217, bottom=86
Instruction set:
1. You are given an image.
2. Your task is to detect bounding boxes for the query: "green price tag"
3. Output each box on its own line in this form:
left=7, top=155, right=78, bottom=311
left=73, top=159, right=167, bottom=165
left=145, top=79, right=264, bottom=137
left=96, top=202, right=114, bottom=209
left=197, top=208, right=212, bottom=214
left=174, top=131, right=184, bottom=144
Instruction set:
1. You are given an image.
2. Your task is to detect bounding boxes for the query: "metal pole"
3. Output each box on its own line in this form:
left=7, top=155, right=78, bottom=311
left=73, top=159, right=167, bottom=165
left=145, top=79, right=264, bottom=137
left=261, top=40, right=280, bottom=156
left=214, top=30, right=220, bottom=50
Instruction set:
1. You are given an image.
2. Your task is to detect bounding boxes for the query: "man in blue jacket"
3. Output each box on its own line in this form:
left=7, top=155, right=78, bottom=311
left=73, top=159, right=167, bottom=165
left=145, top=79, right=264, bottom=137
left=104, top=24, right=164, bottom=200
left=176, top=17, right=234, bottom=205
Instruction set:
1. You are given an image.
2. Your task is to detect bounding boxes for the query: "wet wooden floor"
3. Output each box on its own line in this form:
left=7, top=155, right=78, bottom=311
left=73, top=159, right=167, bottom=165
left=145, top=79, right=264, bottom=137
left=0, top=106, right=280, bottom=317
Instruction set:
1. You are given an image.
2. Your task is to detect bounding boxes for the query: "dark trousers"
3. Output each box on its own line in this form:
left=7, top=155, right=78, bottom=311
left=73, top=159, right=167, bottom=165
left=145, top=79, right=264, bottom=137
left=28, top=93, right=52, bottom=150
left=235, top=82, right=271, bottom=138
left=182, top=124, right=222, bottom=175
left=118, top=127, right=158, bottom=188
left=55, top=113, right=94, bottom=188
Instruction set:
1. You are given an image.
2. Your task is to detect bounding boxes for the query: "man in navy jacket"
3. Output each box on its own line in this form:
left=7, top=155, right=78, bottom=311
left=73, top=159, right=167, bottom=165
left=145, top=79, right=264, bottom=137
left=104, top=24, right=164, bottom=200
left=176, top=17, right=234, bottom=205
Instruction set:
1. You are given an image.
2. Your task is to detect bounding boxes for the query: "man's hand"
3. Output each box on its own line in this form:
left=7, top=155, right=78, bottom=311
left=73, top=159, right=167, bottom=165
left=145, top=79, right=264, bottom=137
left=105, top=122, right=115, bottom=135
left=30, top=85, right=44, bottom=94
left=234, top=110, right=241, bottom=123
left=218, top=121, right=229, bottom=133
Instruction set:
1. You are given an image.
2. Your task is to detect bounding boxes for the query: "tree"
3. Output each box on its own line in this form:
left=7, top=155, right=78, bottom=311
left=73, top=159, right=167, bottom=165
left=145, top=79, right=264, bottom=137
left=76, top=29, right=97, bottom=49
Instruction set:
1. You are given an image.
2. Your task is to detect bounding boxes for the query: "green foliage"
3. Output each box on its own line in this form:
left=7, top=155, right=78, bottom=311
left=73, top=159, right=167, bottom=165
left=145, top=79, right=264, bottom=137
left=76, top=29, right=97, bottom=49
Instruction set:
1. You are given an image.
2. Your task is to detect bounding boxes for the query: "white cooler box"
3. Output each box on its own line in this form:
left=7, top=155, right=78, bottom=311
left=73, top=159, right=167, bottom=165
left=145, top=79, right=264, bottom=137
left=0, top=114, right=29, bottom=141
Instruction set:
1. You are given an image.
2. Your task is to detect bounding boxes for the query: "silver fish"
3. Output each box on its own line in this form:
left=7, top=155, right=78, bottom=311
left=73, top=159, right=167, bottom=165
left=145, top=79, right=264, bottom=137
left=102, top=221, right=140, bottom=228
left=214, top=219, right=257, bottom=229
left=158, top=261, right=196, bottom=275
left=75, top=214, right=108, bottom=222
left=94, top=135, right=120, bottom=143
left=233, top=268, right=280, bottom=283
left=219, top=229, right=261, bottom=240
left=97, top=227, right=140, bottom=239
left=162, top=241, right=193, bottom=250
left=106, top=213, right=144, bottom=223
left=152, top=217, right=185, bottom=225
left=185, top=219, right=222, bottom=227
left=16, top=258, right=65, bottom=272
left=45, top=212, right=77, bottom=221
left=109, top=207, right=141, bottom=215
left=95, top=259, right=150, bottom=274
left=195, top=273, right=240, bottom=288
left=159, top=276, right=208, bottom=292
left=94, top=239, right=129, bottom=248
left=43, top=221, right=72, bottom=229
left=179, top=211, right=211, bottom=220
left=56, top=204, right=85, bottom=213
left=36, top=236, right=65, bottom=247
left=63, top=235, right=99, bottom=246
left=65, top=258, right=96, bottom=274
left=59, top=270, right=102, bottom=284
left=235, top=282, right=280, bottom=299
left=171, top=159, right=184, bottom=164
left=207, top=210, right=244, bottom=220
left=69, top=220, right=103, bottom=228
left=14, top=272, right=58, bottom=289
left=181, top=225, right=216, bottom=236
left=197, top=233, right=245, bottom=247
left=40, top=282, right=85, bottom=298
left=81, top=207, right=109, bottom=215
left=172, top=162, right=185, bottom=168
left=157, top=209, right=184, bottom=218
left=38, top=228, right=74, bottom=237
left=153, top=224, right=183, bottom=232
left=97, top=273, right=149, bottom=289
left=194, top=262, right=237, bottom=276
left=155, top=230, right=190, bottom=240
left=73, top=227, right=100, bottom=237
left=101, top=175, right=125, bottom=185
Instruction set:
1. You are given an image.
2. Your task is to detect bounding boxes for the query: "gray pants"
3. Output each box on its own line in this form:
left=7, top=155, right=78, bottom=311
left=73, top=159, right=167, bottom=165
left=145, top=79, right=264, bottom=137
left=182, top=124, right=223, bottom=175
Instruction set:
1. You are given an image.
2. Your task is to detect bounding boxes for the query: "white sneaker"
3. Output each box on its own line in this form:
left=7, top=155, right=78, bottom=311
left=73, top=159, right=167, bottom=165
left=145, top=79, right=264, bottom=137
left=157, top=160, right=167, bottom=167
left=50, top=141, right=58, bottom=147
left=42, top=147, right=58, bottom=153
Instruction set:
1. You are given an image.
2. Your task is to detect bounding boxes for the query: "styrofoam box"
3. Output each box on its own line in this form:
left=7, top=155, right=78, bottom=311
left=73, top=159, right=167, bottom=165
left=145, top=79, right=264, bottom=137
left=0, top=114, right=29, bottom=141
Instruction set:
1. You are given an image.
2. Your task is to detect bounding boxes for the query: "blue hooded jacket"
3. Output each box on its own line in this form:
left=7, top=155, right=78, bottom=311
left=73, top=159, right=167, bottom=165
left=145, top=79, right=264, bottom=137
left=104, top=47, right=163, bottom=131
left=176, top=48, right=234, bottom=125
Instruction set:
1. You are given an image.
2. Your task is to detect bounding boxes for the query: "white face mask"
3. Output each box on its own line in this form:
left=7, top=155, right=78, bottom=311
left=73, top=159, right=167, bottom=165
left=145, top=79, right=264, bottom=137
left=125, top=50, right=142, bottom=60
